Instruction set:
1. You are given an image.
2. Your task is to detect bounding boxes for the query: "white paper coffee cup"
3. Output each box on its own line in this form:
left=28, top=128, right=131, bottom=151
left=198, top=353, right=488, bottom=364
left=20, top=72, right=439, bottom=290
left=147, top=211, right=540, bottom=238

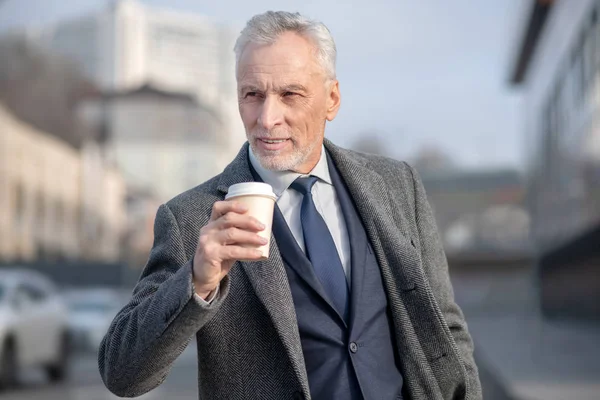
left=225, top=182, right=277, bottom=259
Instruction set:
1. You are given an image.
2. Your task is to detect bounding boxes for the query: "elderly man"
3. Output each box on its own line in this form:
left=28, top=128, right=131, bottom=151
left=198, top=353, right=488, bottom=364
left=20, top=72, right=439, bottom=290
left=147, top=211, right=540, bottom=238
left=99, top=11, right=481, bottom=400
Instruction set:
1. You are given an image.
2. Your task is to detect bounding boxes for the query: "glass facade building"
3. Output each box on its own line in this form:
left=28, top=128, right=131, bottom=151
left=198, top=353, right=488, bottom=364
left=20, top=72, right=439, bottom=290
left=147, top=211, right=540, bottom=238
left=511, top=0, right=600, bottom=319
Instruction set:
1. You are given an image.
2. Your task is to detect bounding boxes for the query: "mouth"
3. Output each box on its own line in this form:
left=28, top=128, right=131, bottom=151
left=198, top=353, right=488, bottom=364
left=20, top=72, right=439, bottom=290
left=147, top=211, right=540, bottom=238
left=256, top=138, right=290, bottom=151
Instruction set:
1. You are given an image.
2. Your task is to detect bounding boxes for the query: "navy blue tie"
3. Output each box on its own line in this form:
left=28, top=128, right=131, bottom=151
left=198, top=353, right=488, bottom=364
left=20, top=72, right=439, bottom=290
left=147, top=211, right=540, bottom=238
left=291, top=176, right=349, bottom=321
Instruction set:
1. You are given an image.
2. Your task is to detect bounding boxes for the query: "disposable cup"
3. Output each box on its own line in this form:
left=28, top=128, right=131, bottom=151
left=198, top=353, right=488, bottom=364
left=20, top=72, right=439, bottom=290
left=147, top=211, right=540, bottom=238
left=225, top=182, right=277, bottom=259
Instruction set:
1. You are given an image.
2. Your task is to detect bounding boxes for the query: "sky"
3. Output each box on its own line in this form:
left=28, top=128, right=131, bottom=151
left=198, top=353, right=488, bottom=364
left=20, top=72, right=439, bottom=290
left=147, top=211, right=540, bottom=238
left=0, top=0, right=528, bottom=169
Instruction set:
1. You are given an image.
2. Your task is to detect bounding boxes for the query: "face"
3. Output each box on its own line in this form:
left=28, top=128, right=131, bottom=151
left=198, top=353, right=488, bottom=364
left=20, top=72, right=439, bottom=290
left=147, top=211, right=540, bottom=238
left=237, top=32, right=341, bottom=173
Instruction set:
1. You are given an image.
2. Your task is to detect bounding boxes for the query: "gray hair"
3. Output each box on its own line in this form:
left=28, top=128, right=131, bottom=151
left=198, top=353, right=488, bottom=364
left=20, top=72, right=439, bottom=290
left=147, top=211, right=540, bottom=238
left=234, top=11, right=337, bottom=79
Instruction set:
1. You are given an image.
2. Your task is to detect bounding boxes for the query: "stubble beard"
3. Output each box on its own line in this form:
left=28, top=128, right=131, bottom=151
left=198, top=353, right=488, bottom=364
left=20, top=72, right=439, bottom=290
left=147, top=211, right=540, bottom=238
left=249, top=133, right=321, bottom=172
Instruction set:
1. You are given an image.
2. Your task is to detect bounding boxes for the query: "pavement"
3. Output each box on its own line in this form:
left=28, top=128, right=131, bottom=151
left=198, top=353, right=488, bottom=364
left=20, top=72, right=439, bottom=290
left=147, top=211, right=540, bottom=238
left=452, top=268, right=600, bottom=400
left=1, top=344, right=199, bottom=400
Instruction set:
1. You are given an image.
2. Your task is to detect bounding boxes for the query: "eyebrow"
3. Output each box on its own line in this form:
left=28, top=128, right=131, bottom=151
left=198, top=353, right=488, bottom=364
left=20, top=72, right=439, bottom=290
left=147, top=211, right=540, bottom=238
left=278, top=84, right=308, bottom=93
left=239, top=85, right=262, bottom=94
left=238, top=84, right=308, bottom=94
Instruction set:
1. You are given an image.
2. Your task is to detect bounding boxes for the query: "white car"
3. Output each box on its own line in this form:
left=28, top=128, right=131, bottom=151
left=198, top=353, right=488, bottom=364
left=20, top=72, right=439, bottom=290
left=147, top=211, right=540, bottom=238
left=0, top=269, right=70, bottom=389
left=65, top=288, right=128, bottom=353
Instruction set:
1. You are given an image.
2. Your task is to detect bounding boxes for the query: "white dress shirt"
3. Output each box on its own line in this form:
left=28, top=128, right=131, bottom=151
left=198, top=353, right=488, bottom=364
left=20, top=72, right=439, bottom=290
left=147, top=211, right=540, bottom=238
left=249, top=145, right=351, bottom=284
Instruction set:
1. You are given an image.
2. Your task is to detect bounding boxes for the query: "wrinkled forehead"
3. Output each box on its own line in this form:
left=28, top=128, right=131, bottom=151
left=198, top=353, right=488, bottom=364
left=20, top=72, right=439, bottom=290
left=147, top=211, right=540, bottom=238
left=236, top=33, right=324, bottom=84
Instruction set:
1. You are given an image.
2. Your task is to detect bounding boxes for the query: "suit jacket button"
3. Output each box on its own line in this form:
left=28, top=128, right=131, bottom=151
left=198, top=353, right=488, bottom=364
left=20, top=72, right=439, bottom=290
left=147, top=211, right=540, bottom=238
left=293, top=391, right=304, bottom=399
left=349, top=342, right=358, bottom=353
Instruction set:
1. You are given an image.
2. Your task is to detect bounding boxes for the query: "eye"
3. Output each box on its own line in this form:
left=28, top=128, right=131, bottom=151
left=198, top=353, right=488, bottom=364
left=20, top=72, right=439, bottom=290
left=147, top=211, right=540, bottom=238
left=244, top=92, right=257, bottom=98
left=283, top=92, right=298, bottom=97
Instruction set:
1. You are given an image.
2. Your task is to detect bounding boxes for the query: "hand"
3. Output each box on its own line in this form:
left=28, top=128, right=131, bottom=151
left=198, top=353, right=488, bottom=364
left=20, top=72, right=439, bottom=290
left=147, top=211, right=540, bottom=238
left=192, top=201, right=267, bottom=299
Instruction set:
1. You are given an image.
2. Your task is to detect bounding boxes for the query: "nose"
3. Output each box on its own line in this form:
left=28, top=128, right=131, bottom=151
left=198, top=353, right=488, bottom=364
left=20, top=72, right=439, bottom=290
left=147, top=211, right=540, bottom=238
left=257, top=96, right=284, bottom=131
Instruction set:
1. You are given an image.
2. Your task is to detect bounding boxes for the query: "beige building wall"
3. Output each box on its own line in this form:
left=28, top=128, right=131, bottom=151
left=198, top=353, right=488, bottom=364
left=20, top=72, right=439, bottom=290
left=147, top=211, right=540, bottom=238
left=0, top=104, right=125, bottom=263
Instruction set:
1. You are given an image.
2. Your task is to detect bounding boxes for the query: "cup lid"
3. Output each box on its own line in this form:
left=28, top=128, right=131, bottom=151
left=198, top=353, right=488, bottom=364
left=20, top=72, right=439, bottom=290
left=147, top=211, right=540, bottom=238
left=225, top=182, right=277, bottom=201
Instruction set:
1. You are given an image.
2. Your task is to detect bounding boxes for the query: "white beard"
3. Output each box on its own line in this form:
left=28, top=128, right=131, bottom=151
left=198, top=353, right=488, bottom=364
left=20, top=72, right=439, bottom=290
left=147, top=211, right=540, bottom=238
left=249, top=138, right=320, bottom=172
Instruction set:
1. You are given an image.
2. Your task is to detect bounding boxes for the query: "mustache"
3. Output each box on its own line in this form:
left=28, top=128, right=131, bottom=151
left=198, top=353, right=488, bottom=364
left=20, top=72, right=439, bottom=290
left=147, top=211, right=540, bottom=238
left=250, top=128, right=292, bottom=139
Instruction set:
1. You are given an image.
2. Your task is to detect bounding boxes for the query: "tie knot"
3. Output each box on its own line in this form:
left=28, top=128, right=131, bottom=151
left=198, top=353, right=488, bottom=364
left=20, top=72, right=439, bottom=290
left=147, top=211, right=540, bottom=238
left=290, top=176, right=318, bottom=195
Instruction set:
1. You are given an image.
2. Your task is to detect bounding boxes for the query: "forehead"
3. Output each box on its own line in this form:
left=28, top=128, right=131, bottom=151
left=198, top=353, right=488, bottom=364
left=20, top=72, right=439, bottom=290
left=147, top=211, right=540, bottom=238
left=237, top=32, right=323, bottom=85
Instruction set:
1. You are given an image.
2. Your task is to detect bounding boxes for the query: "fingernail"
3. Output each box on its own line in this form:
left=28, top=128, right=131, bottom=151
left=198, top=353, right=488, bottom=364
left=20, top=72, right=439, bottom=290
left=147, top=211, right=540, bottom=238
left=257, top=221, right=266, bottom=230
left=260, top=236, right=268, bottom=244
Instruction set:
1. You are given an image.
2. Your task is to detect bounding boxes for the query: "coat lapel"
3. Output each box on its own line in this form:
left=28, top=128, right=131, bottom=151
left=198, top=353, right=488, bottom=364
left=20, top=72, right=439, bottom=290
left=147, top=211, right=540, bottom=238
left=326, top=140, right=449, bottom=398
left=325, top=152, right=367, bottom=329
left=217, top=144, right=310, bottom=393
left=324, top=140, right=418, bottom=293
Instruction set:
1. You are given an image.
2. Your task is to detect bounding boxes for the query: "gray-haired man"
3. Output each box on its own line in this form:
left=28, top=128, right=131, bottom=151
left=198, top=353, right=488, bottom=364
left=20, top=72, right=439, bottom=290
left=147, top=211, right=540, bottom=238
left=99, top=11, right=481, bottom=400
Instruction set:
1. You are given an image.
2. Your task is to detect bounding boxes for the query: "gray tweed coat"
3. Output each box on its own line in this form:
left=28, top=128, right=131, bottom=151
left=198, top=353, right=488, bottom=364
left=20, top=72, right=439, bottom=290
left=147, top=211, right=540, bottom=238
left=98, top=139, right=482, bottom=400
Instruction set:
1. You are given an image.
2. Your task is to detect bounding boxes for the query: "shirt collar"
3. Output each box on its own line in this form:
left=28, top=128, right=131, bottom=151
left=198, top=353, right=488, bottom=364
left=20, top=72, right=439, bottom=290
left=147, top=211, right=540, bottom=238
left=248, top=144, right=332, bottom=198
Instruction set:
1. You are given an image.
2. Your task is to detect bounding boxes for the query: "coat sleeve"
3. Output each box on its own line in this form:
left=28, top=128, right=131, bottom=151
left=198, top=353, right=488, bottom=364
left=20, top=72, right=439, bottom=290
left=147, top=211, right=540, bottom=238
left=98, top=203, right=230, bottom=397
left=407, top=163, right=483, bottom=399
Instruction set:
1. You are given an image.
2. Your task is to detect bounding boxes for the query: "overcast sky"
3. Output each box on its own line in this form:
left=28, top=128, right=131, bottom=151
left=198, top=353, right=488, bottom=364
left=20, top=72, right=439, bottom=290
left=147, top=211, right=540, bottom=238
left=0, top=0, right=528, bottom=169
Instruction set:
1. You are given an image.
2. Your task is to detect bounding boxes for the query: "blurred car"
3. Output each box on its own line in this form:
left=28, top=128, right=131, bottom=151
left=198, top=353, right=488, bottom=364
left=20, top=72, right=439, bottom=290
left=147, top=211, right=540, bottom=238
left=64, top=288, right=128, bottom=353
left=0, top=269, right=70, bottom=389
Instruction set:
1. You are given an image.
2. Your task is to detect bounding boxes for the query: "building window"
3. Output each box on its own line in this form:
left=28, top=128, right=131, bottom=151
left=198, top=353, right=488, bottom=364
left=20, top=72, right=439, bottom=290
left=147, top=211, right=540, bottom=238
left=584, top=26, right=592, bottom=89
left=596, top=3, right=600, bottom=68
left=55, top=198, right=64, bottom=236
left=14, top=182, right=26, bottom=227
left=572, top=38, right=585, bottom=106
left=36, top=190, right=45, bottom=224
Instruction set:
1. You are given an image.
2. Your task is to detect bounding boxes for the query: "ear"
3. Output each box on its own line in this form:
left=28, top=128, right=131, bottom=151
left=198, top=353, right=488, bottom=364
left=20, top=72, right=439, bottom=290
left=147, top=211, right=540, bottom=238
left=326, top=80, right=341, bottom=121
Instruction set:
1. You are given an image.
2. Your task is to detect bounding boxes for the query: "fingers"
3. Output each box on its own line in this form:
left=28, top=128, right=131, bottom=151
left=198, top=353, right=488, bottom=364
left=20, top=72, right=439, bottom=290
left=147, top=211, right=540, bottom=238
left=220, top=245, right=265, bottom=262
left=210, top=201, right=247, bottom=221
left=216, top=227, right=267, bottom=246
left=199, top=200, right=268, bottom=266
left=216, top=211, right=265, bottom=232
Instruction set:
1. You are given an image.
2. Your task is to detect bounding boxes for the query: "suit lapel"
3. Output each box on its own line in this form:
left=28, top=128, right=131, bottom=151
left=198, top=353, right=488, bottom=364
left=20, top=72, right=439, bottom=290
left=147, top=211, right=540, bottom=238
left=271, top=205, right=342, bottom=320
left=217, top=144, right=310, bottom=393
left=251, top=164, right=335, bottom=312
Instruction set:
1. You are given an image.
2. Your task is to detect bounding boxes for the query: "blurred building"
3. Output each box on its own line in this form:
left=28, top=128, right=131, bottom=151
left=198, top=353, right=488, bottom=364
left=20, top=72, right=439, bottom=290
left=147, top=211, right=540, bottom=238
left=123, top=186, right=162, bottom=269
left=0, top=103, right=126, bottom=263
left=77, top=83, right=229, bottom=201
left=30, top=0, right=245, bottom=163
left=510, top=0, right=600, bottom=319
left=421, top=170, right=530, bottom=257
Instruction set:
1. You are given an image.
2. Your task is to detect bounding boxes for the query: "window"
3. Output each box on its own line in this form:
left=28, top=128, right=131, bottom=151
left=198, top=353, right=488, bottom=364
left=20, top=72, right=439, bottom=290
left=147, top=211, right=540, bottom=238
left=15, top=283, right=49, bottom=304
left=37, top=190, right=45, bottom=224
left=13, top=182, right=26, bottom=227
left=55, top=197, right=64, bottom=235
left=11, top=283, right=49, bottom=309
left=571, top=38, right=585, bottom=105
left=583, top=21, right=595, bottom=92
left=596, top=4, right=600, bottom=68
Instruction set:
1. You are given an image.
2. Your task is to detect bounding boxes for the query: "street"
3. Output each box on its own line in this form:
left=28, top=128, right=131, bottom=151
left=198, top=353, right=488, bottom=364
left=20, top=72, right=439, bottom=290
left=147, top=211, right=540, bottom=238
left=1, top=344, right=199, bottom=400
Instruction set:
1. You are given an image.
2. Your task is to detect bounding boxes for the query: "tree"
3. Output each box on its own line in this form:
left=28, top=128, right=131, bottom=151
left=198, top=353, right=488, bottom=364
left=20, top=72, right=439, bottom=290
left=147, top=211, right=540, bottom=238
left=409, top=145, right=457, bottom=175
left=0, top=34, right=98, bottom=148
left=350, top=131, right=391, bottom=157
